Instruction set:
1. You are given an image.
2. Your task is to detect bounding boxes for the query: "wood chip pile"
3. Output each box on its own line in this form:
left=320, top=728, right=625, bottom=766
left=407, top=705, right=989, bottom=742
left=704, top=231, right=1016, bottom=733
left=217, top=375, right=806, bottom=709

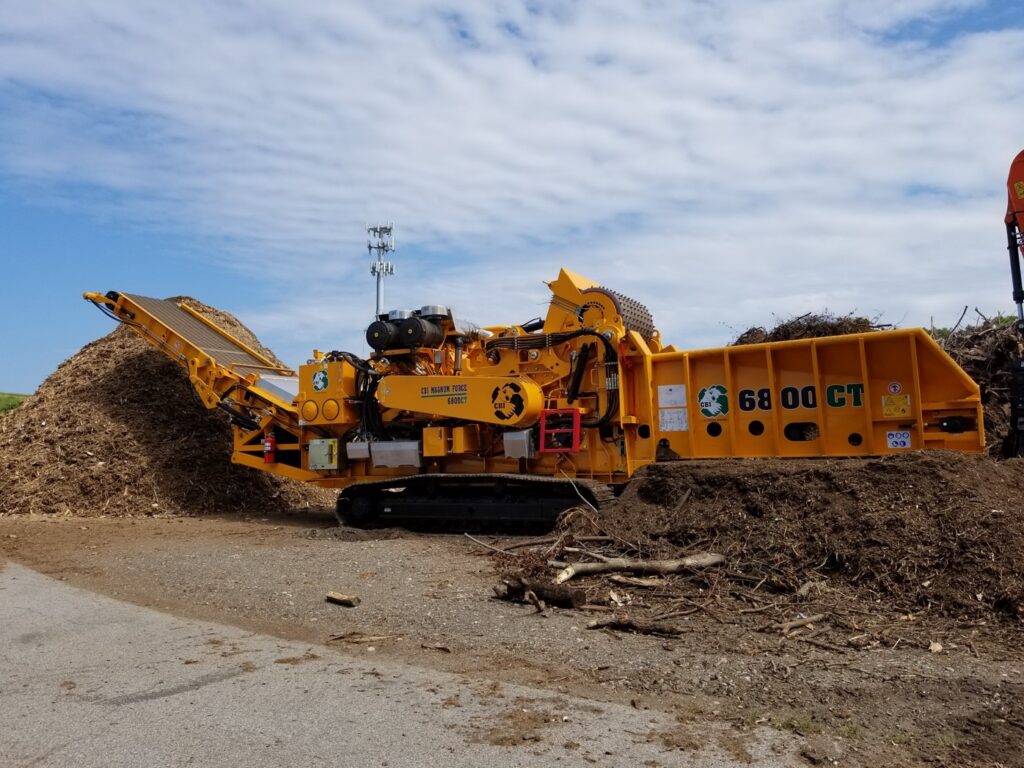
left=0, top=298, right=335, bottom=517
left=492, top=452, right=1024, bottom=647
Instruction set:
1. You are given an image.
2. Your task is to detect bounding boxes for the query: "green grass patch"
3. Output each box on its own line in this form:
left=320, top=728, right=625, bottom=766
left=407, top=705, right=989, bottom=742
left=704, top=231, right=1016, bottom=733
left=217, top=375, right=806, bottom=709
left=0, top=393, right=28, bottom=414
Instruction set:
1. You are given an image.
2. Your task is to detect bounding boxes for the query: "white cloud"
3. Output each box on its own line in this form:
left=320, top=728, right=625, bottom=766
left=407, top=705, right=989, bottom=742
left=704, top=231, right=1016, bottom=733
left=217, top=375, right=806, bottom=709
left=0, top=0, right=1021, bottom=365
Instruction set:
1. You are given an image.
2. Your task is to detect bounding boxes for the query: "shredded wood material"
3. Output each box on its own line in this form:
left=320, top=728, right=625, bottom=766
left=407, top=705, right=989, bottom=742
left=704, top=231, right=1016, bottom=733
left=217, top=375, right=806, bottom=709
left=0, top=298, right=334, bottom=517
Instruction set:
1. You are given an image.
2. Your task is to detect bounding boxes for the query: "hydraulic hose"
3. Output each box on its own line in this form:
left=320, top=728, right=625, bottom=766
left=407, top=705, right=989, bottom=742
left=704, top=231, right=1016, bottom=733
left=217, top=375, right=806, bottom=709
left=485, top=329, right=619, bottom=427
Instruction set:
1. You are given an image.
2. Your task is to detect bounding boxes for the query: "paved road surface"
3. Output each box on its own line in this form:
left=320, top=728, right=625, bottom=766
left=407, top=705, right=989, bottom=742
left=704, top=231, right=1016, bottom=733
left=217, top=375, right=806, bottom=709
left=0, top=563, right=791, bottom=767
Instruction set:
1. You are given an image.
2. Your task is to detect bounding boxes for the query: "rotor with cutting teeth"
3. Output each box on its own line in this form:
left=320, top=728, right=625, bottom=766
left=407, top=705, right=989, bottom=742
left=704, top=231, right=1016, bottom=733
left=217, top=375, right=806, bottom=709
left=581, top=286, right=656, bottom=341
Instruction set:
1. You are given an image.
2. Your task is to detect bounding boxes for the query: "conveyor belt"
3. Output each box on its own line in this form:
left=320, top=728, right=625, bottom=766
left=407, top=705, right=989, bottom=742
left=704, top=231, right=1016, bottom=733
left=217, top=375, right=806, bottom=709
left=124, top=294, right=280, bottom=372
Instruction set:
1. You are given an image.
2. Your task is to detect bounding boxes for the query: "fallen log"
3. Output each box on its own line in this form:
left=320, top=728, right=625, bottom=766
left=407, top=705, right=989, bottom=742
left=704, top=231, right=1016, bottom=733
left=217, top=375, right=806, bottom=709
left=555, top=553, right=725, bottom=584
left=587, top=614, right=686, bottom=637
left=493, top=577, right=587, bottom=608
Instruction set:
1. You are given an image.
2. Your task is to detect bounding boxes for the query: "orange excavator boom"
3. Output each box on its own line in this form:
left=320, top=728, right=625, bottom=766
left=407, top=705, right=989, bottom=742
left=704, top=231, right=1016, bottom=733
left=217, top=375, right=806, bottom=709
left=1006, top=149, right=1024, bottom=331
left=1004, top=150, right=1024, bottom=456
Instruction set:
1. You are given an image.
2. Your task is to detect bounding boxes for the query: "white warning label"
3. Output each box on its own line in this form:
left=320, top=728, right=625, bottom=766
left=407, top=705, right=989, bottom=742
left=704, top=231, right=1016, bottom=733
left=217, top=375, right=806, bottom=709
left=658, top=384, right=687, bottom=408
left=659, top=407, right=689, bottom=433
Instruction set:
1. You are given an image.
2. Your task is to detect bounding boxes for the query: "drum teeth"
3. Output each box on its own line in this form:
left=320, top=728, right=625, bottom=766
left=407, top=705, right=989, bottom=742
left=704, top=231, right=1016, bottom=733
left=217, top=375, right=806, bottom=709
left=582, top=286, right=656, bottom=341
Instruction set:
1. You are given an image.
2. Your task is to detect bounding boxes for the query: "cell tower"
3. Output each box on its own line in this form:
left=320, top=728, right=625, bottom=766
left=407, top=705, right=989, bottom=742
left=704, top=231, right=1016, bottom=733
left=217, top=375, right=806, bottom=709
left=367, top=223, right=395, bottom=318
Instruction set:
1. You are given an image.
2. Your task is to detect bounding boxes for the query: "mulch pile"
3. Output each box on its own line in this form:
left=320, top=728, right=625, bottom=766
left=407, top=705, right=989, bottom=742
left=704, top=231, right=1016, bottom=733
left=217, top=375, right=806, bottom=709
left=940, top=318, right=1021, bottom=457
left=0, top=298, right=334, bottom=517
left=732, top=312, right=879, bottom=346
left=519, top=314, right=1024, bottom=626
left=574, top=452, right=1024, bottom=621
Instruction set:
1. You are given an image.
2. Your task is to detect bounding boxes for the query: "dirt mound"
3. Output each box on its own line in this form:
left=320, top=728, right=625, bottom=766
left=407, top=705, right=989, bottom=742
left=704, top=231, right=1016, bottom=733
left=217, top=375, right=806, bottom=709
left=590, top=452, right=1024, bottom=621
left=0, top=298, right=334, bottom=517
left=940, top=318, right=1020, bottom=457
left=732, top=312, right=878, bottom=346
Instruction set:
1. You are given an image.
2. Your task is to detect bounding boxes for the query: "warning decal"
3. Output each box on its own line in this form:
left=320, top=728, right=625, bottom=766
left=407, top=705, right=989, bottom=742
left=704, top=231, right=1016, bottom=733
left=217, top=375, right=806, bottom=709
left=659, top=407, right=689, bottom=433
left=882, top=394, right=911, bottom=418
left=658, top=384, right=687, bottom=408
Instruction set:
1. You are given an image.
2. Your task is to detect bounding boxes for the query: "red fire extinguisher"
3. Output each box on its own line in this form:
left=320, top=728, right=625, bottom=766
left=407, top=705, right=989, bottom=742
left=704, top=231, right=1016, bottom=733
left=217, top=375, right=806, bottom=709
left=262, top=434, right=277, bottom=464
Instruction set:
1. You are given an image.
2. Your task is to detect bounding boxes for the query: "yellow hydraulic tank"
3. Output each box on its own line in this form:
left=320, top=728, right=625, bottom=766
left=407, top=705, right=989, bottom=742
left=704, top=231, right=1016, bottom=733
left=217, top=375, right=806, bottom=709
left=624, top=328, right=984, bottom=461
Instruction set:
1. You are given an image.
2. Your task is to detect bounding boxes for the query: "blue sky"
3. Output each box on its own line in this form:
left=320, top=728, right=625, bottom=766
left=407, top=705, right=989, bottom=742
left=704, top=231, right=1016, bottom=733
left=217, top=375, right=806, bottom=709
left=1, top=0, right=1022, bottom=393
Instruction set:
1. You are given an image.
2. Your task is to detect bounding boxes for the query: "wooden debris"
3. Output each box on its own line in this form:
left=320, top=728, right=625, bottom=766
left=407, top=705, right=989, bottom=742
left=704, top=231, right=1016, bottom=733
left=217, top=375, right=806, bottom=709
left=554, top=552, right=725, bottom=584
left=941, top=317, right=1022, bottom=455
left=493, top=577, right=587, bottom=608
left=325, top=591, right=361, bottom=607
left=327, top=631, right=399, bottom=644
left=733, top=312, right=880, bottom=346
left=499, top=535, right=615, bottom=552
left=609, top=574, right=667, bottom=588
left=464, top=533, right=511, bottom=554
left=608, top=589, right=631, bottom=606
left=587, top=613, right=687, bottom=637
left=524, top=588, right=547, bottom=615
left=421, top=643, right=451, bottom=653
left=776, top=613, right=827, bottom=635
left=759, top=613, right=827, bottom=635
left=796, top=579, right=827, bottom=596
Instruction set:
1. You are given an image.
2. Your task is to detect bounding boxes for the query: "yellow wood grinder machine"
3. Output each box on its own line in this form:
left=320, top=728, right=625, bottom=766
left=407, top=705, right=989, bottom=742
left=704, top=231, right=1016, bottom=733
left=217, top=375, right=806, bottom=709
left=85, top=266, right=983, bottom=524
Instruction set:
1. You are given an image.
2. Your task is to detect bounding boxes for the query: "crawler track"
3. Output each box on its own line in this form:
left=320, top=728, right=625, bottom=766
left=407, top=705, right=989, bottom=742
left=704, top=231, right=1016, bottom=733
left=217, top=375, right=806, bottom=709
left=336, top=473, right=616, bottom=528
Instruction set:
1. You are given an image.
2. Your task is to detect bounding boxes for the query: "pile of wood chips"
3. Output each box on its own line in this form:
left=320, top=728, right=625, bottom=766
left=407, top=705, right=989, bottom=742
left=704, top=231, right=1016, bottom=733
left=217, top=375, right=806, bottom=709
left=0, top=298, right=335, bottom=517
left=483, top=449, right=1024, bottom=649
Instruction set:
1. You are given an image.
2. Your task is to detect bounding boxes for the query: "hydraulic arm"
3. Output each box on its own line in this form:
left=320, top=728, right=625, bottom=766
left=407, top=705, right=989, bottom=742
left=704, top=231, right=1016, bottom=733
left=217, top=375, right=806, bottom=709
left=1005, top=149, right=1024, bottom=456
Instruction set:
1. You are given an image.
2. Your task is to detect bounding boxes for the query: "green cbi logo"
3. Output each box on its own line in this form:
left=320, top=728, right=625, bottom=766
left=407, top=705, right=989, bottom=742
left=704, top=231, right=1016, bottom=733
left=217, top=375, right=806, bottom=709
left=737, top=383, right=864, bottom=412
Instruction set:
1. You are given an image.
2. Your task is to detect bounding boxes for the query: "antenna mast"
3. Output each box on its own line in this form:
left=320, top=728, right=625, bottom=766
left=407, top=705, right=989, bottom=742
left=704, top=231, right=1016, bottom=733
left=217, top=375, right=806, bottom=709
left=367, top=223, right=395, bottom=318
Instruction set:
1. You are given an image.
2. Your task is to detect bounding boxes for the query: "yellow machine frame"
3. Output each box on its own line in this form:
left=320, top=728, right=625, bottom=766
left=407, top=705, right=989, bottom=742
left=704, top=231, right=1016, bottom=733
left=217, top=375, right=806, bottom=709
left=85, top=269, right=984, bottom=496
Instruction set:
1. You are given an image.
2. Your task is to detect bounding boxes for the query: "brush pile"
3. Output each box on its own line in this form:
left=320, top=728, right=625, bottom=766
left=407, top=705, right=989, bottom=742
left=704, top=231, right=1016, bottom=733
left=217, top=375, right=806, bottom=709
left=940, top=318, right=1020, bottom=456
left=591, top=453, right=1024, bottom=619
left=490, top=452, right=1023, bottom=649
left=0, top=298, right=334, bottom=517
left=732, top=312, right=880, bottom=346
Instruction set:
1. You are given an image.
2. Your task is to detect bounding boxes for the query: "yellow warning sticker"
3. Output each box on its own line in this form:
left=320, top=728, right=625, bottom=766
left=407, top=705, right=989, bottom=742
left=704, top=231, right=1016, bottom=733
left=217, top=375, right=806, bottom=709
left=1015, top=180, right=1024, bottom=200
left=882, top=394, right=911, bottom=418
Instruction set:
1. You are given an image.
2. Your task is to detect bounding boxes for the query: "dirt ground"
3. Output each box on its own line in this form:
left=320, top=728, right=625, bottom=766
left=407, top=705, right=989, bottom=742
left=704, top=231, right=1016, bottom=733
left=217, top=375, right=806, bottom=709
left=2, top=511, right=1021, bottom=768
